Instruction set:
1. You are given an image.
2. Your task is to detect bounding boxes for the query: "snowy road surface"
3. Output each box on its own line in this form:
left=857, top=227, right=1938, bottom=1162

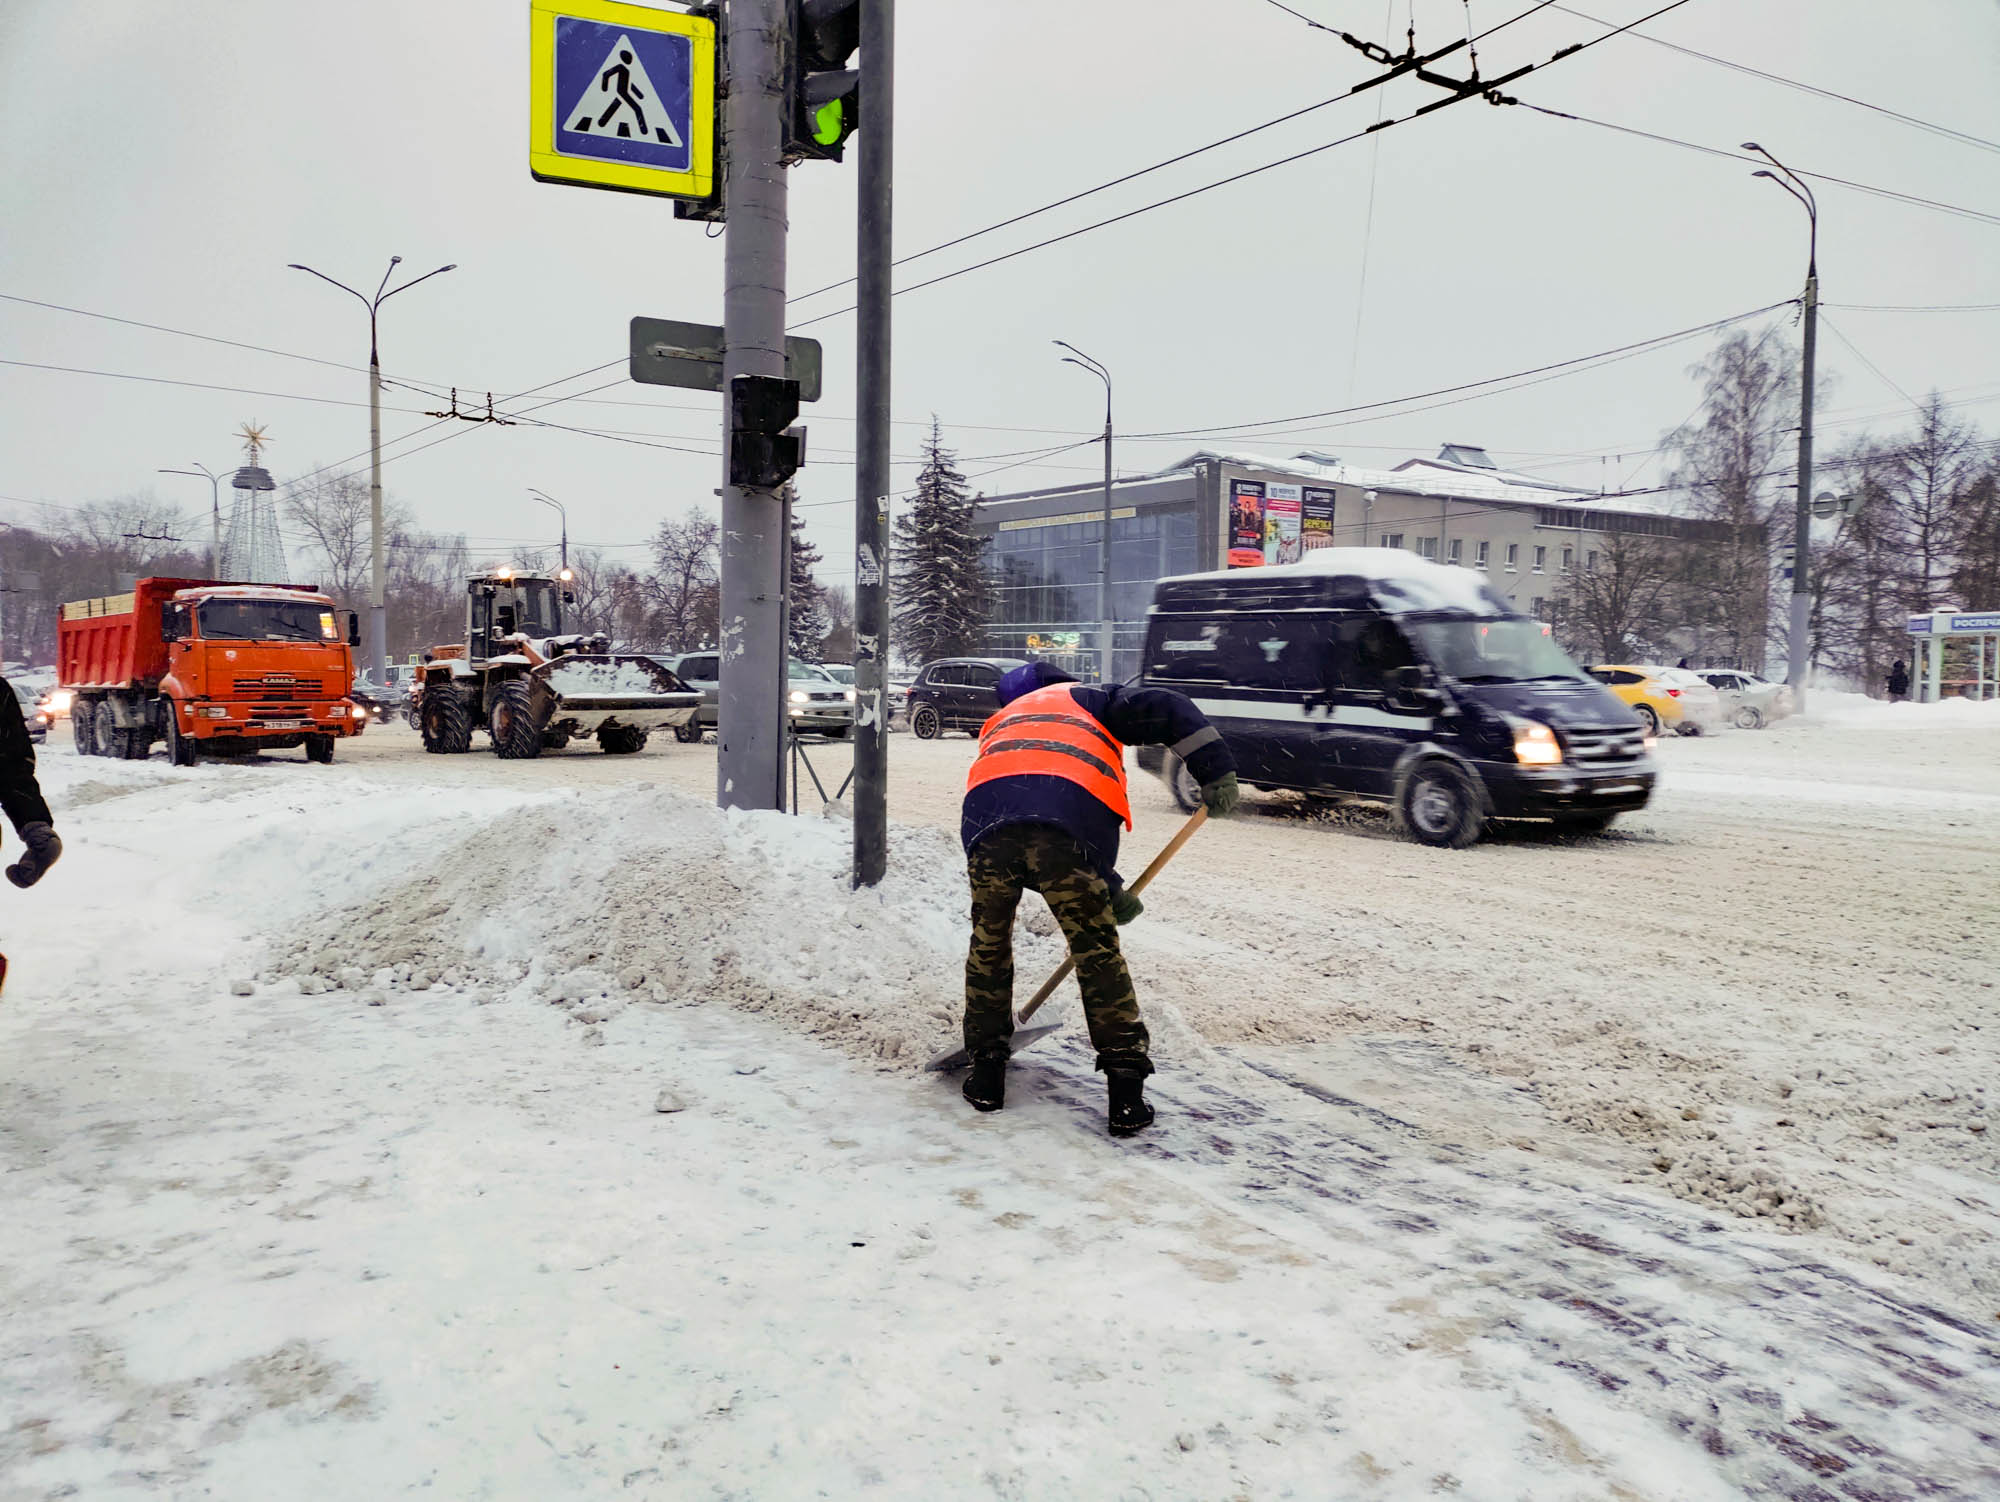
left=2, top=702, right=1996, bottom=1499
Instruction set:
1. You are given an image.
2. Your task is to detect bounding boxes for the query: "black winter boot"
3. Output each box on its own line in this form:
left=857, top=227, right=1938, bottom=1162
left=963, top=1052, right=1007, bottom=1112
left=1106, top=1070, right=1155, bottom=1137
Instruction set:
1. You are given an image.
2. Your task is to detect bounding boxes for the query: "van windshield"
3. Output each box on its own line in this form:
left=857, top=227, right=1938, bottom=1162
left=198, top=599, right=338, bottom=643
left=1407, top=617, right=1587, bottom=684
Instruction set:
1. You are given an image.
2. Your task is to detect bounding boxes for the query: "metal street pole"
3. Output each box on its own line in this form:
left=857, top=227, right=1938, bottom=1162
left=1055, top=341, right=1113, bottom=683
left=159, top=463, right=221, bottom=574
left=852, top=0, right=894, bottom=885
left=1745, top=144, right=1818, bottom=710
left=717, top=0, right=791, bottom=811
left=288, top=257, right=454, bottom=684
left=529, top=488, right=568, bottom=573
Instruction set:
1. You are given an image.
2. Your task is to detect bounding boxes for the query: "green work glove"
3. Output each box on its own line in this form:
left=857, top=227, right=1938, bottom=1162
left=1109, top=886, right=1144, bottom=926
left=1200, top=772, right=1240, bottom=817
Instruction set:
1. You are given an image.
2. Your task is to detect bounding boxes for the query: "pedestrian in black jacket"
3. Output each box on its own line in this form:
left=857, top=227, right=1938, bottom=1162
left=960, top=660, right=1236, bottom=1135
left=0, top=685, right=60, bottom=894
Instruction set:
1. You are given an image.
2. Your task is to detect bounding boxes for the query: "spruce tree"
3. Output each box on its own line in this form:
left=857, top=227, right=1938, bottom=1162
left=892, top=419, right=989, bottom=663
left=782, top=483, right=829, bottom=661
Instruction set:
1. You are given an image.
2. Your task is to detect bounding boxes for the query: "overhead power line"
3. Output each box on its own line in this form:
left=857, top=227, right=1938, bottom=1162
left=1551, top=4, right=2000, bottom=156
left=791, top=0, right=1690, bottom=319
left=1827, top=300, right=2000, bottom=313
left=0, top=355, right=444, bottom=415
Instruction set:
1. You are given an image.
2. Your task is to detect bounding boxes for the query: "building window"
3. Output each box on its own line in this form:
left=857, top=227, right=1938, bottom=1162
left=1416, top=536, right=1439, bottom=560
left=1382, top=533, right=1404, bottom=550
left=1561, top=547, right=1574, bottom=572
left=1505, top=543, right=1519, bottom=571
left=1448, top=538, right=1463, bottom=564
left=1533, top=546, right=1547, bottom=573
left=1587, top=550, right=1598, bottom=571
left=1476, top=540, right=1490, bottom=568
left=1531, top=596, right=1546, bottom=619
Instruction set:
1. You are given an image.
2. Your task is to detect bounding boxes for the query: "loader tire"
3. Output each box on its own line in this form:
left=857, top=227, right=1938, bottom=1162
left=489, top=679, right=543, bottom=759
left=420, top=684, right=473, bottom=754
left=597, top=724, right=649, bottom=755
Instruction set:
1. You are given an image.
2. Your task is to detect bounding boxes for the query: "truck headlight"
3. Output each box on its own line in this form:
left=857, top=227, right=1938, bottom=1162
left=1513, top=721, right=1563, bottom=766
left=328, top=705, right=349, bottom=718
left=197, top=705, right=230, bottom=719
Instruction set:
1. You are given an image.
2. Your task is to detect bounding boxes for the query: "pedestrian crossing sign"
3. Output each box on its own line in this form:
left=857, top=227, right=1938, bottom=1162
left=529, top=0, right=716, bottom=200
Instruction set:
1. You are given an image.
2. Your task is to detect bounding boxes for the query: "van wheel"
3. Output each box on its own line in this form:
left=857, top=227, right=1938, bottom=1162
left=166, top=712, right=199, bottom=767
left=1164, top=753, right=1202, bottom=814
left=1734, top=705, right=1764, bottom=730
left=911, top=705, right=941, bottom=740
left=1632, top=704, right=1660, bottom=735
left=1396, top=761, right=1484, bottom=849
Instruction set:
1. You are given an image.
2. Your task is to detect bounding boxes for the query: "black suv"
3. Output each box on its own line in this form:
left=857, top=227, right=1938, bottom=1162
left=905, top=657, right=1028, bottom=738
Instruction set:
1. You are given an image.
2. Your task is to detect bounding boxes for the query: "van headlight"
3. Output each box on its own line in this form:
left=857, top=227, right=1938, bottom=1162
left=1512, top=721, right=1563, bottom=767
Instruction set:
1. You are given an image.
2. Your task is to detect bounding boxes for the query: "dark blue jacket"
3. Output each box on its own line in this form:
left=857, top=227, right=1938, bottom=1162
left=960, top=678, right=1234, bottom=886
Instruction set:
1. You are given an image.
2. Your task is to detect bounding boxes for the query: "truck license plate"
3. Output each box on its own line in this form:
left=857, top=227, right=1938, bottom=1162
left=259, top=719, right=307, bottom=729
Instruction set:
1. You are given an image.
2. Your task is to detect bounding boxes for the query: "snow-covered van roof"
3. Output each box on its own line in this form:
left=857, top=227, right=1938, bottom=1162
left=1157, top=546, right=1514, bottom=616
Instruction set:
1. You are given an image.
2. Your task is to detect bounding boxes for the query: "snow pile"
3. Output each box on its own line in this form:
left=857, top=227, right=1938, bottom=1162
left=260, top=788, right=1080, bottom=1066
left=541, top=658, right=664, bottom=697
left=1802, top=688, right=2000, bottom=729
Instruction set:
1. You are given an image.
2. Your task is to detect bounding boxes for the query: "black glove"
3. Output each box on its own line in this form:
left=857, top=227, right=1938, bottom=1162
left=1109, top=885, right=1144, bottom=926
left=1201, top=772, right=1240, bottom=817
left=7, top=821, right=61, bottom=889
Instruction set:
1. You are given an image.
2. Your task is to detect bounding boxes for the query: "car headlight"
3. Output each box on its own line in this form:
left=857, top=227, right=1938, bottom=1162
left=1512, top=721, right=1563, bottom=767
left=48, top=689, right=73, bottom=713
left=844, top=688, right=857, bottom=703
left=789, top=689, right=809, bottom=703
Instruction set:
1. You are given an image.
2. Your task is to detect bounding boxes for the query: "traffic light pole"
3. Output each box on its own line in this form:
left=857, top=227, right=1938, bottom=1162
left=718, top=0, right=792, bottom=812
left=851, top=0, right=892, bottom=887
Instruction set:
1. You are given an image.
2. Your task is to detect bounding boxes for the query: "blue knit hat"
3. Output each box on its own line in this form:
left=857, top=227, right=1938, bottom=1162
left=995, top=660, right=1078, bottom=706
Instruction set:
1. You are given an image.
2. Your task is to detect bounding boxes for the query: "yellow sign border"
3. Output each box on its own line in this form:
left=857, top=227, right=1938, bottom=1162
left=529, top=0, right=716, bottom=200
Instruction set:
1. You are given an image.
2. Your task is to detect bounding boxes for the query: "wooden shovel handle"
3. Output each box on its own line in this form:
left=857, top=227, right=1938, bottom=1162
left=1013, top=806, right=1209, bottom=1027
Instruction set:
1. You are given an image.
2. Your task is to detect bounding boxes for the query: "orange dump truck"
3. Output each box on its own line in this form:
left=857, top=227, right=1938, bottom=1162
left=59, top=578, right=365, bottom=765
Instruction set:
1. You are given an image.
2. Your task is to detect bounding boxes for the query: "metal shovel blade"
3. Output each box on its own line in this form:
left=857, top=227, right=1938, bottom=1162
left=925, top=1019, right=1066, bottom=1073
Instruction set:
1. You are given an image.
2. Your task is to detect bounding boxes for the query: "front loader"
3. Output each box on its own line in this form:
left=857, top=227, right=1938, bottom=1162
left=416, top=569, right=700, bottom=758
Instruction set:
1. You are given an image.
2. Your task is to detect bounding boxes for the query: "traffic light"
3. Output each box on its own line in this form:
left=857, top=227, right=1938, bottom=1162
left=787, top=0, right=860, bottom=162
left=730, top=374, right=805, bottom=488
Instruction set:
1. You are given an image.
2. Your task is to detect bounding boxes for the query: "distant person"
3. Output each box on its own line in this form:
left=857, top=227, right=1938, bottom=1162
left=958, top=661, right=1237, bottom=1137
left=0, top=680, right=60, bottom=896
left=1676, top=657, right=1691, bottom=670
left=1887, top=661, right=1910, bottom=702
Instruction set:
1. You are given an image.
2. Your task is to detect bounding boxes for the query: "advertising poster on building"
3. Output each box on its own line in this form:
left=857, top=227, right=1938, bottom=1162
left=1264, top=482, right=1303, bottom=565
left=1228, top=480, right=1266, bottom=568
left=1301, top=486, right=1335, bottom=550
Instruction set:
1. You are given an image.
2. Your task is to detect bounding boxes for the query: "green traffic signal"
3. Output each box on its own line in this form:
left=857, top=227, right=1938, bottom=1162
left=813, top=98, right=845, bottom=148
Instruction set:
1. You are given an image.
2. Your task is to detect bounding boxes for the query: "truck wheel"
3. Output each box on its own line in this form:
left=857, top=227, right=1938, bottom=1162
left=489, top=680, right=543, bottom=759
left=305, top=735, right=335, bottom=764
left=1395, top=760, right=1485, bottom=849
left=72, top=701, right=98, bottom=757
left=92, top=702, right=121, bottom=759
left=420, top=684, right=473, bottom=754
left=166, top=712, right=199, bottom=767
left=598, top=724, right=649, bottom=754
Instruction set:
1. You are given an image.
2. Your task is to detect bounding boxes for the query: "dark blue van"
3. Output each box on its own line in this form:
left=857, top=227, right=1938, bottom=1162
left=1136, top=550, right=1655, bottom=847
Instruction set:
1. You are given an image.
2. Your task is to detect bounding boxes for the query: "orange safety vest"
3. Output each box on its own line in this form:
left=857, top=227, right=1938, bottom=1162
left=965, top=683, right=1132, bottom=829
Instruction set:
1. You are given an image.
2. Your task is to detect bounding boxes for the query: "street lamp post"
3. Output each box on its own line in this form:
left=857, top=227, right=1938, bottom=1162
left=528, top=489, right=569, bottom=575
left=287, top=256, right=456, bottom=683
left=1744, top=142, right=1818, bottom=709
left=1055, top=341, right=1115, bottom=684
left=158, top=462, right=222, bottom=575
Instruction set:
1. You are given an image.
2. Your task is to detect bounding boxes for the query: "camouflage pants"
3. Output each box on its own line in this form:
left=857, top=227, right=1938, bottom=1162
left=964, top=823, right=1150, bottom=1073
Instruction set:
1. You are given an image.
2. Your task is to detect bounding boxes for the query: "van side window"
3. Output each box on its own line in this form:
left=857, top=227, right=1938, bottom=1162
left=1328, top=617, right=1414, bottom=694
left=1148, top=616, right=1326, bottom=693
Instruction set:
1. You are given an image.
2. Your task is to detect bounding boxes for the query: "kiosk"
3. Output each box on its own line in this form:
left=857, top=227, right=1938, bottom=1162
left=1907, top=610, right=2000, bottom=700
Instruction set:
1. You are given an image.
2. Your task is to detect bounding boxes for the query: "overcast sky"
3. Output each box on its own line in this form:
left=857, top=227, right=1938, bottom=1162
left=2, top=0, right=1995, bottom=591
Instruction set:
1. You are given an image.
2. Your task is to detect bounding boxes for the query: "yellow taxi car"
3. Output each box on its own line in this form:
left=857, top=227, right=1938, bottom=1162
left=1585, top=664, right=1724, bottom=736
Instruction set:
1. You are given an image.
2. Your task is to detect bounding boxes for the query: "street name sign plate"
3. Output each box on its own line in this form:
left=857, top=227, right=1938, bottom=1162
left=529, top=0, right=716, bottom=200
left=629, top=317, right=824, bottom=402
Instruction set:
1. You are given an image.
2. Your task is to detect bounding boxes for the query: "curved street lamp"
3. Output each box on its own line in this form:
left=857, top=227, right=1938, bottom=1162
left=1054, top=340, right=1114, bottom=684
left=528, top=488, right=570, bottom=577
left=1743, top=143, right=1819, bottom=706
left=158, top=461, right=222, bottom=575
left=288, top=256, right=456, bottom=682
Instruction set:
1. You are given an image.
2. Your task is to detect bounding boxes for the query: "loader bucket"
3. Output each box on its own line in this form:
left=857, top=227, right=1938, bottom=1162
left=534, top=655, right=701, bottom=738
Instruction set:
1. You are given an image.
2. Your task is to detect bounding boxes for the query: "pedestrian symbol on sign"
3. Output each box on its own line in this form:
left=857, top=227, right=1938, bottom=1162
left=564, top=34, right=683, bottom=148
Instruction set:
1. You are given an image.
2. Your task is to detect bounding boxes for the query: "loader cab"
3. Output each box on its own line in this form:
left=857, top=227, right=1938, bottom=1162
left=466, top=571, right=565, bottom=660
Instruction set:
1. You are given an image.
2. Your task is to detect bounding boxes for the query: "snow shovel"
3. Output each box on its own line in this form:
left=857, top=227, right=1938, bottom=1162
left=927, top=807, right=1209, bottom=1072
